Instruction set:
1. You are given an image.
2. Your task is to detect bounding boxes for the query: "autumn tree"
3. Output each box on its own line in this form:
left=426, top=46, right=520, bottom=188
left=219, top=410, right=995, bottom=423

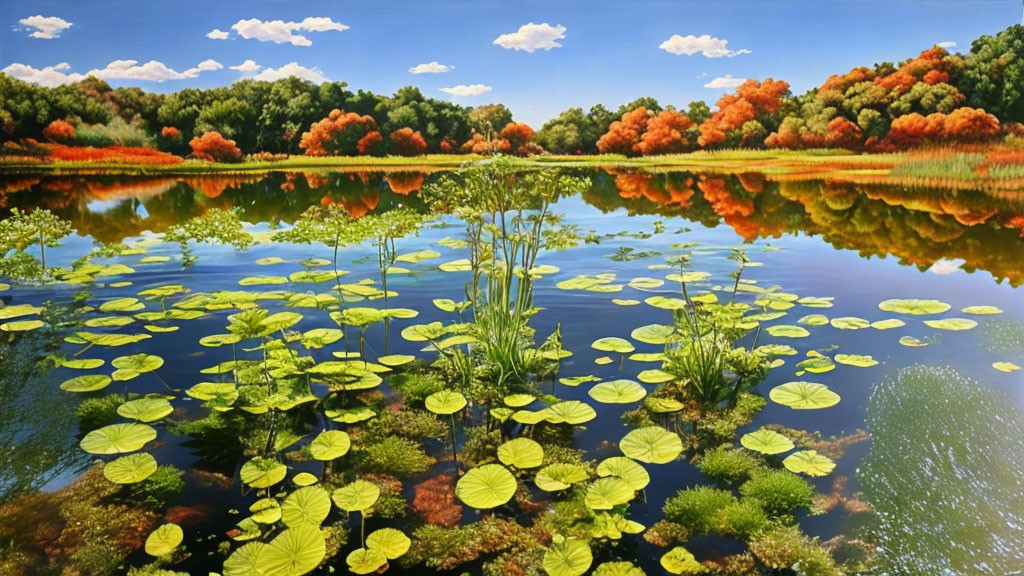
left=498, top=122, right=540, bottom=155
left=596, top=107, right=650, bottom=155
left=943, top=107, right=1000, bottom=142
left=42, top=120, right=76, bottom=143
left=698, top=79, right=790, bottom=148
left=357, top=131, right=384, bottom=156
left=189, top=131, right=242, bottom=163
left=300, top=109, right=378, bottom=156
left=824, top=117, right=864, bottom=149
left=634, top=109, right=694, bottom=155
left=160, top=126, right=181, bottom=141
left=389, top=127, right=428, bottom=156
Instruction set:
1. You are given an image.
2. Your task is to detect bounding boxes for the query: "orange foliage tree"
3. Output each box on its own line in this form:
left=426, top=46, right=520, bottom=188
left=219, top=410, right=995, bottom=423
left=886, top=107, right=999, bottom=148
left=635, top=110, right=694, bottom=155
left=596, top=107, right=650, bottom=155
left=357, top=131, right=384, bottom=156
left=824, top=117, right=864, bottom=149
left=875, top=47, right=951, bottom=95
left=461, top=132, right=512, bottom=155
left=499, top=122, right=540, bottom=156
left=944, top=107, right=1001, bottom=142
left=299, top=109, right=377, bottom=156
left=698, top=79, right=790, bottom=148
left=189, top=131, right=243, bottom=163
left=389, top=127, right=428, bottom=156
left=160, top=126, right=181, bottom=141
left=42, top=120, right=76, bottom=143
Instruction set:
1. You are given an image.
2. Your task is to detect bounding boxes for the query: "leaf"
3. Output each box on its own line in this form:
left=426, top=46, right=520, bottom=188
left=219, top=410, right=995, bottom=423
left=765, top=325, right=810, bottom=338
left=503, top=394, right=536, bottom=408
left=588, top=380, right=647, bottom=404
left=740, top=428, right=795, bottom=455
left=1, top=320, right=45, bottom=332
left=644, top=296, right=687, bottom=310
left=250, top=498, right=282, bottom=524
left=262, top=525, right=326, bottom=576
left=542, top=400, right=596, bottom=425
left=637, top=369, right=674, bottom=384
left=60, top=358, right=105, bottom=369
left=145, top=523, right=183, bottom=557
left=365, top=528, right=410, bottom=560
left=834, top=354, right=879, bottom=368
left=795, top=356, right=835, bottom=374
left=783, top=450, right=836, bottom=476
left=924, top=318, right=978, bottom=331
left=223, top=542, right=267, bottom=576
left=332, top=480, right=380, bottom=511
left=871, top=318, right=906, bottom=330
left=878, top=299, right=950, bottom=315
left=899, top=335, right=929, bottom=347
left=240, top=457, right=287, bottom=488
left=0, top=304, right=43, bottom=319
left=584, top=477, right=635, bottom=509
left=962, top=305, right=1003, bottom=315
left=543, top=538, right=593, bottom=576
left=660, top=546, right=703, bottom=575
left=993, top=361, right=1021, bottom=373
left=111, top=353, right=164, bottom=373
left=60, top=374, right=112, bottom=392
left=425, top=390, right=467, bottom=415
left=769, top=381, right=841, bottom=409
left=455, top=464, right=517, bottom=509
left=591, top=337, right=635, bottom=354
left=497, top=438, right=545, bottom=469
left=309, top=430, right=351, bottom=461
left=117, top=397, right=173, bottom=422
left=596, top=457, right=650, bottom=490
left=798, top=314, right=829, bottom=326
left=80, top=423, right=157, bottom=454
left=377, top=354, right=415, bottom=367
left=281, top=486, right=332, bottom=528
left=619, top=426, right=682, bottom=464
left=103, top=453, right=158, bottom=484
left=830, top=316, right=870, bottom=330
left=99, top=297, right=145, bottom=312
left=346, top=548, right=388, bottom=575
left=629, top=324, right=676, bottom=344
left=535, top=463, right=590, bottom=492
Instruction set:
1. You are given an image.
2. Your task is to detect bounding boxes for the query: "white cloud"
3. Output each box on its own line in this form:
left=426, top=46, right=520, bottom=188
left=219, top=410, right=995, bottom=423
left=230, top=17, right=348, bottom=46
left=928, top=258, right=964, bottom=275
left=85, top=59, right=222, bottom=82
left=409, top=61, right=452, bottom=74
left=249, top=62, right=328, bottom=83
left=937, top=41, right=956, bottom=48
left=54, top=62, right=71, bottom=70
left=660, top=34, right=751, bottom=58
left=493, top=22, right=566, bottom=52
left=18, top=15, right=72, bottom=39
left=230, top=59, right=262, bottom=72
left=1, top=63, right=84, bottom=86
left=206, top=28, right=230, bottom=40
left=703, top=74, right=747, bottom=89
left=439, top=84, right=492, bottom=97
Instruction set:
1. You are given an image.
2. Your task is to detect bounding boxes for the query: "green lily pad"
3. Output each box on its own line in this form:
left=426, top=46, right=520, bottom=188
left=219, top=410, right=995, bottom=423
left=425, top=390, right=467, bottom=415
left=293, top=473, right=319, bottom=487
left=660, top=546, right=702, bottom=575
left=332, top=480, right=380, bottom=511
left=797, top=296, right=834, bottom=308
left=117, top=397, right=173, bottom=422
left=503, top=394, right=536, bottom=408
left=80, top=423, right=157, bottom=454
left=898, top=336, right=929, bottom=347
left=585, top=477, right=635, bottom=510
left=596, top=456, right=650, bottom=490
left=1, top=320, right=45, bottom=332
left=619, top=426, right=682, bottom=464
left=798, top=314, right=829, bottom=326
left=924, top=318, right=978, bottom=331
left=611, top=299, right=640, bottom=306
left=346, top=548, right=387, bottom=575
left=262, top=525, right=326, bottom=576
left=834, top=354, right=879, bottom=368
left=497, top=438, right=544, bottom=469
left=365, top=528, right=410, bottom=560
left=993, top=362, right=1021, bottom=373
left=795, top=356, right=835, bottom=374
left=535, top=463, right=590, bottom=492
left=830, top=317, right=870, bottom=330
left=765, top=325, right=810, bottom=338
left=61, top=374, right=112, bottom=393
left=0, top=304, right=43, bottom=319
left=543, top=401, right=596, bottom=425
left=103, top=453, right=158, bottom=484
left=281, top=486, right=332, bottom=528
left=309, top=430, right=351, bottom=460
left=962, top=305, right=1003, bottom=315
left=879, top=299, right=951, bottom=315
left=60, top=358, right=105, bottom=370
left=240, top=457, right=287, bottom=488
left=99, top=298, right=145, bottom=312
left=543, top=538, right=593, bottom=576
left=588, top=380, right=647, bottom=404
left=769, top=381, right=840, bottom=409
left=871, top=318, right=906, bottom=330
left=783, top=450, right=836, bottom=476
left=594, top=356, right=614, bottom=365
left=591, top=337, right=635, bottom=354
left=630, top=324, right=676, bottom=344
left=740, top=428, right=795, bottom=455
left=250, top=498, right=282, bottom=524
left=455, top=464, right=517, bottom=509
left=145, top=523, right=183, bottom=557
left=637, top=369, right=674, bottom=384
left=644, top=296, right=688, bottom=310
left=377, top=354, right=415, bottom=367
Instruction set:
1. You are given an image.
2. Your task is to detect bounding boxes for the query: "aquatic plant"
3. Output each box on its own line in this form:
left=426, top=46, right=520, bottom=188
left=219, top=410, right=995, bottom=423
left=0, top=208, right=72, bottom=281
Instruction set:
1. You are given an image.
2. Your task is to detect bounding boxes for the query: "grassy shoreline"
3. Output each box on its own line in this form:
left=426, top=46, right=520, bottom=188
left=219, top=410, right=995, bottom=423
left=3, top=149, right=1024, bottom=191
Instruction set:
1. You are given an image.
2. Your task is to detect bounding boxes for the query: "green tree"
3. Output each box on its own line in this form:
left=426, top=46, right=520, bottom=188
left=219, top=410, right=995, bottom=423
left=955, top=25, right=1024, bottom=123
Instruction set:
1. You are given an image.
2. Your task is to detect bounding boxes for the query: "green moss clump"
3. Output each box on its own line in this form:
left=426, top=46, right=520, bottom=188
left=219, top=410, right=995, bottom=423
left=76, top=394, right=124, bottom=433
left=388, top=371, right=446, bottom=405
left=365, top=408, right=447, bottom=440
left=663, top=486, right=737, bottom=535
left=123, top=465, right=185, bottom=510
left=460, top=425, right=502, bottom=467
left=697, top=445, right=763, bottom=485
left=748, top=525, right=840, bottom=576
left=739, top=469, right=814, bottom=518
left=593, top=561, right=647, bottom=576
left=359, top=435, right=434, bottom=477
left=717, top=500, right=769, bottom=539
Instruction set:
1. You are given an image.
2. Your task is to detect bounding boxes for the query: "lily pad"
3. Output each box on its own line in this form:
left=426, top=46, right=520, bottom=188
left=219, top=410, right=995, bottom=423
left=455, top=464, right=517, bottom=509
left=769, top=381, right=840, bottom=410
left=740, top=428, right=795, bottom=455
left=588, top=380, right=647, bottom=404
left=591, top=337, right=635, bottom=354
left=425, top=390, right=467, bottom=415
left=309, top=430, right=351, bottom=460
left=630, top=324, right=676, bottom=345
left=80, top=423, right=157, bottom=454
left=262, top=525, right=326, bottom=576
left=871, top=318, right=906, bottom=330
left=60, top=374, right=112, bottom=393
left=924, top=318, right=978, bottom=331
left=543, top=401, right=597, bottom=425
left=117, top=397, right=174, bottom=422
left=585, top=477, right=635, bottom=510
left=542, top=538, right=592, bottom=576
left=962, top=305, right=1002, bottom=315
left=145, top=523, right=183, bottom=557
left=619, top=426, right=682, bottom=464
left=332, top=480, right=380, bottom=511
left=346, top=548, right=387, bottom=575
left=879, top=299, right=950, bottom=315
left=798, top=314, right=829, bottom=326
left=898, top=336, right=929, bottom=347
left=535, top=463, right=590, bottom=492
left=783, top=450, right=836, bottom=476
left=281, top=486, right=332, bottom=528
left=830, top=317, right=870, bottom=330
left=1, top=320, right=45, bottom=332
left=834, top=354, right=879, bottom=368
left=103, top=453, right=158, bottom=484
left=596, top=456, right=650, bottom=490
left=240, top=457, right=287, bottom=489
left=497, top=438, right=544, bottom=469
left=765, top=325, right=810, bottom=338
left=660, top=546, right=702, bottom=575
left=365, top=528, right=411, bottom=559
left=993, top=362, right=1021, bottom=373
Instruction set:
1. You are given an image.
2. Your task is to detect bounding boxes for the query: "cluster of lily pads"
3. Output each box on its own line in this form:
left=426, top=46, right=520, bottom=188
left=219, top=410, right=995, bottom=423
left=1, top=161, right=1018, bottom=576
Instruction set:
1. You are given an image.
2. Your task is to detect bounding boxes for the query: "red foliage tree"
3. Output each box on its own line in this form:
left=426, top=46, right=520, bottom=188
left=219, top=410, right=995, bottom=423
left=635, top=110, right=694, bottom=155
left=875, top=47, right=950, bottom=95
left=357, top=131, right=385, bottom=156
left=42, top=120, right=76, bottom=143
left=499, top=122, right=537, bottom=155
left=389, top=127, right=428, bottom=156
left=944, top=107, right=1001, bottom=142
left=824, top=117, right=864, bottom=149
left=820, top=66, right=876, bottom=93
left=439, top=136, right=457, bottom=154
left=596, top=107, right=650, bottom=155
left=886, top=113, right=946, bottom=147
left=412, top=474, right=462, bottom=527
left=461, top=132, right=512, bottom=154
left=698, top=79, right=789, bottom=148
left=160, top=126, right=181, bottom=141
left=300, top=109, right=377, bottom=156
left=189, top=131, right=243, bottom=163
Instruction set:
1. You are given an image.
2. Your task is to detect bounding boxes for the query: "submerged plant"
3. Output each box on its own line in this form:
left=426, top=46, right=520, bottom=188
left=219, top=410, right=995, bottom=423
left=0, top=208, right=73, bottom=281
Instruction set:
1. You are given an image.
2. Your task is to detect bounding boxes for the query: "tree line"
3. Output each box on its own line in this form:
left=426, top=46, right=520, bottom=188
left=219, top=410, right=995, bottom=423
left=2, top=25, right=1023, bottom=160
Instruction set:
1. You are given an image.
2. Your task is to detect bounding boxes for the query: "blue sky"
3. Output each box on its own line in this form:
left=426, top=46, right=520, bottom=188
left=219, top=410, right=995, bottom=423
left=2, top=0, right=1022, bottom=126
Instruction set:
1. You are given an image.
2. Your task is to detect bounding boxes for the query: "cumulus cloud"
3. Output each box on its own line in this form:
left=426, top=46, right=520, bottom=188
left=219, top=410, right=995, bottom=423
left=928, top=258, right=964, bottom=275
left=660, top=34, right=750, bottom=58
left=249, top=62, right=328, bottom=83
left=937, top=41, right=956, bottom=48
left=409, top=61, right=452, bottom=74
left=230, top=17, right=348, bottom=46
left=54, top=62, right=71, bottom=70
left=230, top=59, right=262, bottom=72
left=206, top=28, right=230, bottom=40
left=77, top=59, right=223, bottom=82
left=1, top=63, right=84, bottom=87
left=493, top=23, right=566, bottom=52
left=703, top=74, right=747, bottom=89
left=439, top=84, right=492, bottom=96
left=18, top=15, right=72, bottom=39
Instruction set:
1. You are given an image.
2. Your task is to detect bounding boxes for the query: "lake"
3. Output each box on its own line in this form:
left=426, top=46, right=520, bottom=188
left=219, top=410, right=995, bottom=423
left=1, top=166, right=1023, bottom=575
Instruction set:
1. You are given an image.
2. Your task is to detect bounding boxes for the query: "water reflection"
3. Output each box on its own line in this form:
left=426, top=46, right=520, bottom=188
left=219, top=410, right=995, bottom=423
left=2, top=168, right=1023, bottom=284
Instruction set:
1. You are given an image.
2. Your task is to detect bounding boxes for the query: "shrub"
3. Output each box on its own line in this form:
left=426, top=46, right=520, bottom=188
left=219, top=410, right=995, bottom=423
left=698, top=445, right=763, bottom=485
left=365, top=408, right=447, bottom=440
left=663, top=486, right=737, bottom=535
left=413, top=474, right=462, bottom=527
left=160, top=126, right=181, bottom=141
left=42, top=120, right=76, bottom=143
left=75, top=117, right=150, bottom=147
left=389, top=127, right=428, bottom=156
left=359, top=435, right=434, bottom=477
left=748, top=525, right=841, bottom=576
left=45, top=144, right=182, bottom=165
left=300, top=109, right=377, bottom=156
left=739, top=469, right=814, bottom=518
left=76, top=394, right=123, bottom=432
left=189, top=131, right=242, bottom=163
left=388, top=371, right=445, bottom=405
